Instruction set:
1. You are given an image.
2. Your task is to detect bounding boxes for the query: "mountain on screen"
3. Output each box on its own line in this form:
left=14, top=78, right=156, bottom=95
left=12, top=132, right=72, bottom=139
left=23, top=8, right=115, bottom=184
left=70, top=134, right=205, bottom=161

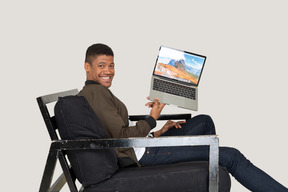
left=168, top=59, right=186, bottom=71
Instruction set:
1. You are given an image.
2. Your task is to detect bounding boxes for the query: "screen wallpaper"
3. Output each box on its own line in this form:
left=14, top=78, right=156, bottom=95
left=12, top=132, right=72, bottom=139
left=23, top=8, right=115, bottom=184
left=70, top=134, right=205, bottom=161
left=154, top=46, right=206, bottom=85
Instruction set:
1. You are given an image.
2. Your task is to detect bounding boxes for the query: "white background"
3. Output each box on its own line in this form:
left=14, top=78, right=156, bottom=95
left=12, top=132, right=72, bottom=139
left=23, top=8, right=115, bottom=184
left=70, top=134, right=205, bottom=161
left=1, top=1, right=287, bottom=191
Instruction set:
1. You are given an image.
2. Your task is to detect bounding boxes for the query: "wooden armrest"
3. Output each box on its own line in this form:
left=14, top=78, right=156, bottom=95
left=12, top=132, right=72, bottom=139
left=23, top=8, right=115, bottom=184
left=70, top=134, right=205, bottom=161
left=129, top=113, right=191, bottom=121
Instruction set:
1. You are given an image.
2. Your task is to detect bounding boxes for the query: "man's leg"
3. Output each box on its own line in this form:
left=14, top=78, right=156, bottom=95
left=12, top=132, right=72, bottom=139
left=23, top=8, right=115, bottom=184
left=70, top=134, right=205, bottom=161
left=140, top=114, right=288, bottom=191
left=220, top=147, right=288, bottom=192
left=140, top=145, right=287, bottom=191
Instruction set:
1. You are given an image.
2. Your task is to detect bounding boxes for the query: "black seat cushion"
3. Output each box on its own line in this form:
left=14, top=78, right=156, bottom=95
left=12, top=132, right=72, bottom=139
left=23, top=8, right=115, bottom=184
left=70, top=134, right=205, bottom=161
left=54, top=96, right=119, bottom=187
left=83, top=161, right=231, bottom=192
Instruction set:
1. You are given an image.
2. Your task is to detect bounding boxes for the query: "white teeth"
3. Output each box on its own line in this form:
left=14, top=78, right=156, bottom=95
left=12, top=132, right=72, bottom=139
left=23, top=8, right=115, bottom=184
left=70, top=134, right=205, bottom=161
left=101, top=77, right=110, bottom=80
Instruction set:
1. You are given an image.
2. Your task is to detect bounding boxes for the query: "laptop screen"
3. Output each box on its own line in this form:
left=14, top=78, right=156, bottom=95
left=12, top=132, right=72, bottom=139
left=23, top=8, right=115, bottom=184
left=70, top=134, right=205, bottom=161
left=153, top=46, right=206, bottom=86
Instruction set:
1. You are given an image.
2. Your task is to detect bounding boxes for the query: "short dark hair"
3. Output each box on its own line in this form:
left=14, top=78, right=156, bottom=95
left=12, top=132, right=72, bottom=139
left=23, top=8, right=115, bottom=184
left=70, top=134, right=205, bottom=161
left=85, top=43, right=114, bottom=64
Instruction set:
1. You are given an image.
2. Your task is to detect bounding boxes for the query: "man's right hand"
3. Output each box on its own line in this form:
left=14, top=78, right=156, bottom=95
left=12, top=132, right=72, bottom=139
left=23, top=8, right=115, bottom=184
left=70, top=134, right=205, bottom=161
left=145, top=97, right=165, bottom=120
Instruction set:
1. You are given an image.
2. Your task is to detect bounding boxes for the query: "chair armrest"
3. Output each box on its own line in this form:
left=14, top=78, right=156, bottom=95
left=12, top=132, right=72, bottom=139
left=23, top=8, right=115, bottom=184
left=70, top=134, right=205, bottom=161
left=53, top=135, right=216, bottom=149
left=52, top=135, right=219, bottom=192
left=129, top=114, right=191, bottom=121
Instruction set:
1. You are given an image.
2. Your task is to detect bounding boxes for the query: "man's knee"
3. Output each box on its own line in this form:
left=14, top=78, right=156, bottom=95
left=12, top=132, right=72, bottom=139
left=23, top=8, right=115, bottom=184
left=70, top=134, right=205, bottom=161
left=221, top=147, right=242, bottom=158
left=197, top=114, right=215, bottom=128
left=219, top=147, right=247, bottom=172
left=189, top=114, right=213, bottom=123
left=201, top=114, right=213, bottom=122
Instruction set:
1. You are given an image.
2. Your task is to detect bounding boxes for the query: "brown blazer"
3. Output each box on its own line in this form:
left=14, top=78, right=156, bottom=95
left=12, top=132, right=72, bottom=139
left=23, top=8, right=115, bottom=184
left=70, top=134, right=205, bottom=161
left=78, top=81, right=156, bottom=167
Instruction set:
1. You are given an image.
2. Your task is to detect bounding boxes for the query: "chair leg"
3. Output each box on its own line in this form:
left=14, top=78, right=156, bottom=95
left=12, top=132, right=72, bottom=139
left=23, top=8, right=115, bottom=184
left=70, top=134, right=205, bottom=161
left=79, top=186, right=85, bottom=192
left=58, top=151, right=78, bottom=192
left=39, top=146, right=58, bottom=192
left=48, top=173, right=66, bottom=192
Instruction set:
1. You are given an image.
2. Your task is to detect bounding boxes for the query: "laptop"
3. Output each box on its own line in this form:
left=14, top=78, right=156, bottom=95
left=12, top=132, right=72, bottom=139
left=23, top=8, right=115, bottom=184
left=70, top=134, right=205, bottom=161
left=149, top=46, right=206, bottom=111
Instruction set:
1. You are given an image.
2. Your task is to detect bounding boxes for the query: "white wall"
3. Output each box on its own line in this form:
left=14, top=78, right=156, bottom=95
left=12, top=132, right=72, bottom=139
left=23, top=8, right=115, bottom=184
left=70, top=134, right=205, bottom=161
left=1, top=1, right=287, bottom=191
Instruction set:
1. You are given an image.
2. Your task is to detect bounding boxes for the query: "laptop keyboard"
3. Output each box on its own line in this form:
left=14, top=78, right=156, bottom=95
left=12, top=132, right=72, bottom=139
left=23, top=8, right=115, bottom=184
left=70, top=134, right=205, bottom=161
left=153, top=78, right=196, bottom=100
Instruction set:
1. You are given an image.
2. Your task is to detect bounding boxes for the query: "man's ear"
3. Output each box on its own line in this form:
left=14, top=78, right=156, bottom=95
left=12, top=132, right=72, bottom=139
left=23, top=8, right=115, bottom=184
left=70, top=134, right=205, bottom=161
left=84, top=62, right=91, bottom=72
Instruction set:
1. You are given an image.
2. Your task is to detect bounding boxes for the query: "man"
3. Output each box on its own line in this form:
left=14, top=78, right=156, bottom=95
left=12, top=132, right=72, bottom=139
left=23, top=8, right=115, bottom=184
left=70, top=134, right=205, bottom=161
left=78, top=43, right=288, bottom=191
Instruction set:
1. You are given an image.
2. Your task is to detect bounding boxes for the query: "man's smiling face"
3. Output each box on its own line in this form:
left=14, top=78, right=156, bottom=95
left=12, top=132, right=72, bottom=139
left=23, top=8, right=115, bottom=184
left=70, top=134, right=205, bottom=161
left=85, top=54, right=115, bottom=88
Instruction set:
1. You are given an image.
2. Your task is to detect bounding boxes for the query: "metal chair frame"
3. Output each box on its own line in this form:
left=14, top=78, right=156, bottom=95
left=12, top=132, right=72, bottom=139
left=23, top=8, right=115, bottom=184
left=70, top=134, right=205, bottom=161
left=37, top=89, right=219, bottom=192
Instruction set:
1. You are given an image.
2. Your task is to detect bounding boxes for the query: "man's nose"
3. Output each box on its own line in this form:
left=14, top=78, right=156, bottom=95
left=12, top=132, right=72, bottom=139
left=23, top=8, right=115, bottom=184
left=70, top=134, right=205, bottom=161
left=103, top=66, right=112, bottom=73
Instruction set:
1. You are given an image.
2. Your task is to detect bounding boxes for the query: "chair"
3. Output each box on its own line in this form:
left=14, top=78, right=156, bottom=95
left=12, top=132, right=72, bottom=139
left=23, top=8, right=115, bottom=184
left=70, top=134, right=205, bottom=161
left=37, top=89, right=231, bottom=192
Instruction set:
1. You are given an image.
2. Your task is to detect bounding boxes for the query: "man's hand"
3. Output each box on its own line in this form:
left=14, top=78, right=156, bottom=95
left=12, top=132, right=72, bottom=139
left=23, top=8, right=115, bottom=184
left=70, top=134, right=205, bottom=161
left=145, top=97, right=165, bottom=120
left=153, top=120, right=186, bottom=137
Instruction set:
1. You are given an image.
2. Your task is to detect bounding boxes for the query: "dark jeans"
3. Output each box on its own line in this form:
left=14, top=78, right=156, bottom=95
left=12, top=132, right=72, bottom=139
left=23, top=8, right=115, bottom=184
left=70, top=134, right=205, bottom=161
left=139, top=115, right=288, bottom=192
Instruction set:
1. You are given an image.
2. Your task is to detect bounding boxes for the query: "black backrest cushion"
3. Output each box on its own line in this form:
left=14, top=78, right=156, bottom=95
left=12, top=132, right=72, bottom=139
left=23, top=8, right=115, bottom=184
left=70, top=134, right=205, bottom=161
left=54, top=96, right=119, bottom=187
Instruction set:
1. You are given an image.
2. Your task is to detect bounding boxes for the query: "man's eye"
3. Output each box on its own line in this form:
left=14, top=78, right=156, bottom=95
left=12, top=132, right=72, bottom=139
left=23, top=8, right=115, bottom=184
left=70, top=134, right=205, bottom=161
left=99, top=65, right=104, bottom=68
left=109, top=65, right=115, bottom=68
